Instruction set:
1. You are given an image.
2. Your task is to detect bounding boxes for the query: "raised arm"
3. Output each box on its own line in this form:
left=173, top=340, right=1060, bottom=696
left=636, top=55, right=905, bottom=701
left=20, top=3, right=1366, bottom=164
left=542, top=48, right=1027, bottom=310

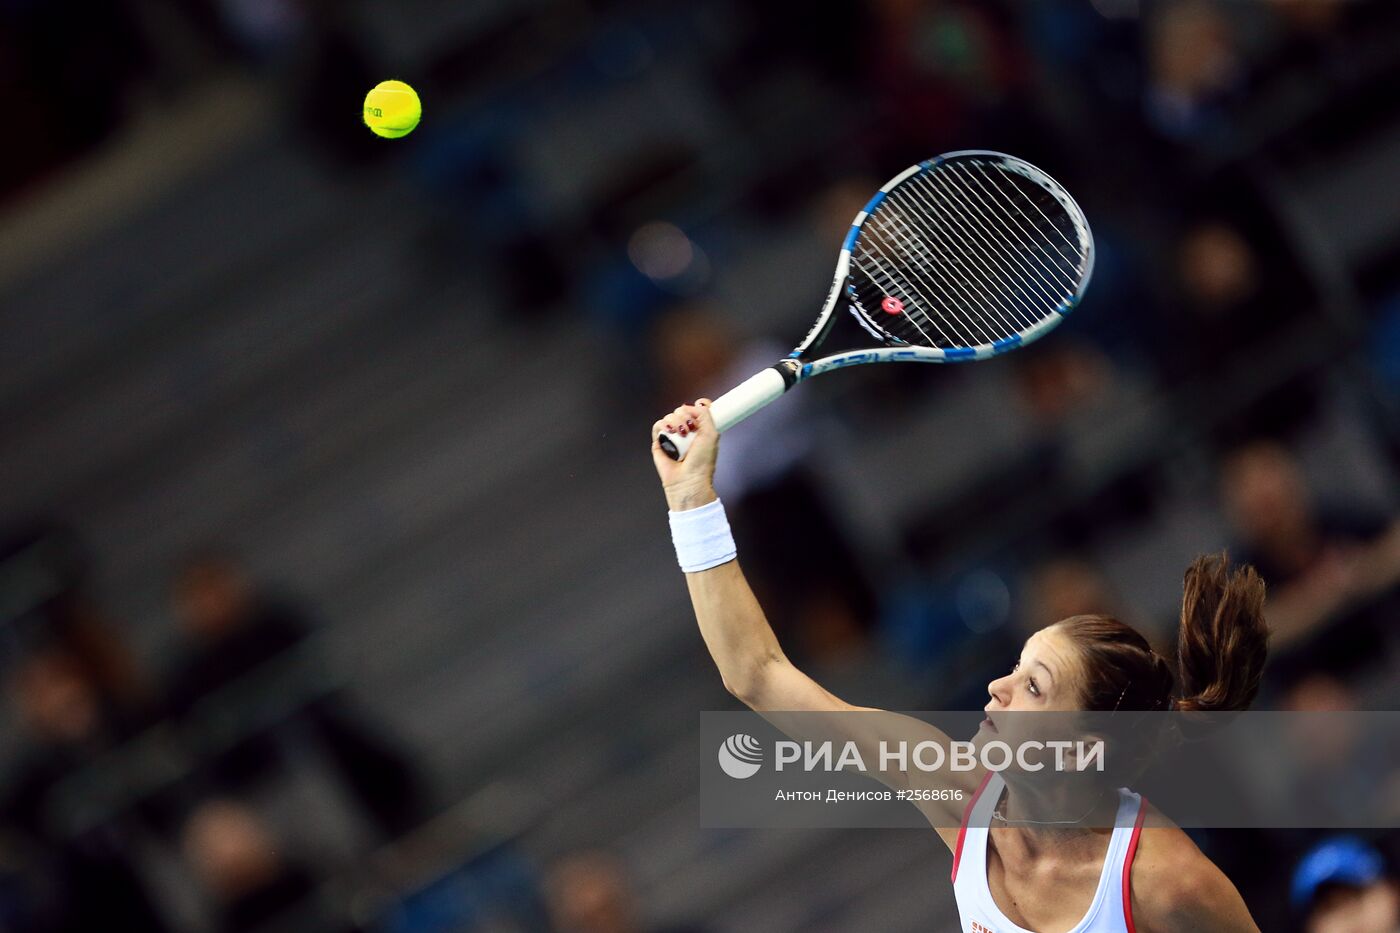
left=651, top=399, right=860, bottom=712
left=650, top=400, right=979, bottom=838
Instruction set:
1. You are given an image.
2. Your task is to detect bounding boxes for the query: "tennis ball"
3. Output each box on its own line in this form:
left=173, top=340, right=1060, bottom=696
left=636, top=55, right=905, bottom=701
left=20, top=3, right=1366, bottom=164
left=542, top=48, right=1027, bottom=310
left=363, top=80, right=421, bottom=139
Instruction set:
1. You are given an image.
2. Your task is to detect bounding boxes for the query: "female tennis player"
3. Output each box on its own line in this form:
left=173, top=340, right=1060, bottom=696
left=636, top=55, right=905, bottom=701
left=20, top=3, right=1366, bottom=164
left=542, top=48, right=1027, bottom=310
left=652, top=399, right=1268, bottom=932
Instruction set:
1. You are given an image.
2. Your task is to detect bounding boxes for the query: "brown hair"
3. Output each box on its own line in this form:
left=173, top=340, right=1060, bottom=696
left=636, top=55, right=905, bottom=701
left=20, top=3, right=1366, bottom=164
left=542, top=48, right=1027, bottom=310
left=1173, top=552, right=1269, bottom=713
left=1055, top=552, right=1269, bottom=714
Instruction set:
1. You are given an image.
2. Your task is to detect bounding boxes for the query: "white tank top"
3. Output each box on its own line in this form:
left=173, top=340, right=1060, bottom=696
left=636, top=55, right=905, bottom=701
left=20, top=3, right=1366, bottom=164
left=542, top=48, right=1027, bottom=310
left=951, top=773, right=1147, bottom=933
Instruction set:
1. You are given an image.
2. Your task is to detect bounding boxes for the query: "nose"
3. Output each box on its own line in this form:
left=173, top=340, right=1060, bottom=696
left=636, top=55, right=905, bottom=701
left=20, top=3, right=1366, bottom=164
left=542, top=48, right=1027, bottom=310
left=986, top=673, right=1011, bottom=710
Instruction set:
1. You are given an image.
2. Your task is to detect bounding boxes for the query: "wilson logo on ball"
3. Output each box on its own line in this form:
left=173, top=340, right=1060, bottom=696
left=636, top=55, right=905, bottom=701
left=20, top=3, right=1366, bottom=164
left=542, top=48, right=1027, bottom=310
left=718, top=734, right=764, bottom=779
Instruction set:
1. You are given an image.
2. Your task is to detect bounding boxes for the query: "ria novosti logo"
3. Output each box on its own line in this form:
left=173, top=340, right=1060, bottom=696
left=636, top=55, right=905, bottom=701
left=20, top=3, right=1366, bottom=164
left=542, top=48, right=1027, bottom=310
left=718, top=734, right=764, bottom=779
left=716, top=735, right=1109, bottom=780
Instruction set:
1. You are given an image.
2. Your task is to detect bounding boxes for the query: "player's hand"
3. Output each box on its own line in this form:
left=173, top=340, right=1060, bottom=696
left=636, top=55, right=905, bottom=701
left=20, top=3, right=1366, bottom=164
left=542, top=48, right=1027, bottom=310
left=651, top=399, right=719, bottom=511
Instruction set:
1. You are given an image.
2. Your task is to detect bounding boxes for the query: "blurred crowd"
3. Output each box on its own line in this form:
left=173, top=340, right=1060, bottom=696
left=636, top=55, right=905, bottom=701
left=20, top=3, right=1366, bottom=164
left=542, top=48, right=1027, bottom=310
left=3, top=0, right=1400, bottom=931
left=0, top=532, right=428, bottom=931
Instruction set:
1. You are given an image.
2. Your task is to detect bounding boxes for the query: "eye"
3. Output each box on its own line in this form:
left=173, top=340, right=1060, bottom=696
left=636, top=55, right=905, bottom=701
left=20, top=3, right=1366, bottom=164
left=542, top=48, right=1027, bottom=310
left=1027, top=677, right=1041, bottom=698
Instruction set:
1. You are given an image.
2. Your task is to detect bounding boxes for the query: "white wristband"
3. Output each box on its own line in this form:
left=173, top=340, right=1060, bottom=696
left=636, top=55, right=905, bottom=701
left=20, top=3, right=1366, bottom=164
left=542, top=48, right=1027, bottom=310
left=668, top=498, right=737, bottom=573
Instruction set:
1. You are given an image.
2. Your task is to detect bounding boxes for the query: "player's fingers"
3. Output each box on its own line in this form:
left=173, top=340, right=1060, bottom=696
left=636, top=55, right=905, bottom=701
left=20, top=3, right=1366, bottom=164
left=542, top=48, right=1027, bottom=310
left=664, top=404, right=699, bottom=437
left=651, top=416, right=682, bottom=446
left=691, top=399, right=716, bottom=429
left=656, top=401, right=711, bottom=442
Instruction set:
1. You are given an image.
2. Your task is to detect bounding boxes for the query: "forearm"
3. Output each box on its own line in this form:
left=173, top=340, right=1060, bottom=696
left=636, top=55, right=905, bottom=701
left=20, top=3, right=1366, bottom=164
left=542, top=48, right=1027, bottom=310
left=654, top=403, right=816, bottom=708
left=685, top=559, right=786, bottom=704
left=666, top=481, right=786, bottom=702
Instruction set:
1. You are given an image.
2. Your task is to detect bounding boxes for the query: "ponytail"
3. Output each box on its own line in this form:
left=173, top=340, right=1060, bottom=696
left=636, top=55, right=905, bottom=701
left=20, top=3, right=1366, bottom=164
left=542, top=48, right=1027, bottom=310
left=1174, top=552, right=1269, bottom=713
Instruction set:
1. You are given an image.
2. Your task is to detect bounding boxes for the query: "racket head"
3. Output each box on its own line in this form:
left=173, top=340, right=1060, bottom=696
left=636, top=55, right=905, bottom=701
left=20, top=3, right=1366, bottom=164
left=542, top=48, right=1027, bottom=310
left=794, top=151, right=1094, bottom=369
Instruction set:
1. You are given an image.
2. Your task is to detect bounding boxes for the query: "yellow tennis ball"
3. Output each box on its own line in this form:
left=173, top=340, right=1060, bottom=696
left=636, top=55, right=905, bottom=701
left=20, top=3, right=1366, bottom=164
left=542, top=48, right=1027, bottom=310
left=363, top=80, right=421, bottom=139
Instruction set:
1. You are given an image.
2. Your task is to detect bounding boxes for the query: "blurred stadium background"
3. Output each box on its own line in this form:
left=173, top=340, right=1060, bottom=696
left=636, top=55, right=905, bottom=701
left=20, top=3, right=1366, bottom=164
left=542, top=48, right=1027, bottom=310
left=2, top=0, right=1400, bottom=931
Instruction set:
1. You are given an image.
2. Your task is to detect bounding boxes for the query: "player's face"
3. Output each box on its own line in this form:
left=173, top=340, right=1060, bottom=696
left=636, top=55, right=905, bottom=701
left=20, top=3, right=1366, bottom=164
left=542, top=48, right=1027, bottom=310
left=984, top=628, right=1081, bottom=716
left=979, top=628, right=1096, bottom=773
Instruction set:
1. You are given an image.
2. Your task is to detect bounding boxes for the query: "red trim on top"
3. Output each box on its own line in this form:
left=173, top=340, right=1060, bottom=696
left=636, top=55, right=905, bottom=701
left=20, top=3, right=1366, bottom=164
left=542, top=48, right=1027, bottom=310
left=951, top=771, right=996, bottom=883
left=1122, top=796, right=1148, bottom=933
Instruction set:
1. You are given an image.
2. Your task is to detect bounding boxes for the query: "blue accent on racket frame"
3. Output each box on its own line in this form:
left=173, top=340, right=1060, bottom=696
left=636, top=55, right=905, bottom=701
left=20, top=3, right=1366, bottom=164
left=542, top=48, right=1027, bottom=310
left=992, top=335, right=1022, bottom=354
left=944, top=347, right=977, bottom=360
left=842, top=224, right=861, bottom=251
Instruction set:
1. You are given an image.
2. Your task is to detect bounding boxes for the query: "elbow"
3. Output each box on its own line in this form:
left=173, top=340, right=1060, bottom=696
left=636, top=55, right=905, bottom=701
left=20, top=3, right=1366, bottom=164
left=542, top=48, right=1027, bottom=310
left=722, top=674, right=758, bottom=706
left=721, top=653, right=779, bottom=707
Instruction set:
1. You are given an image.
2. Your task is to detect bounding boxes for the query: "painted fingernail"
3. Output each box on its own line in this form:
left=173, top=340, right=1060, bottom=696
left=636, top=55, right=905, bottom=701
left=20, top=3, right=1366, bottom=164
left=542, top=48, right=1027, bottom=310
left=678, top=426, right=689, bottom=436
left=686, top=420, right=697, bottom=430
left=665, top=424, right=675, bottom=432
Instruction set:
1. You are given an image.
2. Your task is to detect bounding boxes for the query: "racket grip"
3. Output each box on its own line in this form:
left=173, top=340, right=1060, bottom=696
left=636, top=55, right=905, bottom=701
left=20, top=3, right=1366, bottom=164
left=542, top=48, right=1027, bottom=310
left=658, top=366, right=791, bottom=461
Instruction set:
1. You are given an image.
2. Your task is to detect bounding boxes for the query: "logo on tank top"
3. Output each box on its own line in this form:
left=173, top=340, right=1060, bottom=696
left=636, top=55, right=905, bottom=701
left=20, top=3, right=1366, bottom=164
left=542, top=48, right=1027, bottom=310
left=970, top=922, right=999, bottom=933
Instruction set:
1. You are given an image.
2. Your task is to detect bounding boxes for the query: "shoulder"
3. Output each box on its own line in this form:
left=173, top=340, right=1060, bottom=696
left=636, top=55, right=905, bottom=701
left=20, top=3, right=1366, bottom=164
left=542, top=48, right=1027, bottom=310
left=1127, top=810, right=1258, bottom=932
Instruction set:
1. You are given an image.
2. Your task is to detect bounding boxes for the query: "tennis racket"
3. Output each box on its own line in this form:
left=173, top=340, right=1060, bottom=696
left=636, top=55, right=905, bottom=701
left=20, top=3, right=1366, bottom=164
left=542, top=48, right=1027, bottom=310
left=658, top=150, right=1094, bottom=460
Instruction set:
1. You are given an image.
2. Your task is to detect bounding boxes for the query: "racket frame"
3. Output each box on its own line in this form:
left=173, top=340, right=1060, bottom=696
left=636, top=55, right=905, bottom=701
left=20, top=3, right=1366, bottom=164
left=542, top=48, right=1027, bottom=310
left=658, top=151, right=1094, bottom=461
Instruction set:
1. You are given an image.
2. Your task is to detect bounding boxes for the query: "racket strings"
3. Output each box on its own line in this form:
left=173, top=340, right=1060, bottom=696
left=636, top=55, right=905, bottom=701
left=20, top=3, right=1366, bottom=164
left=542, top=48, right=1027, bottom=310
left=868, top=208, right=1018, bottom=345
left=949, top=164, right=1083, bottom=293
left=904, top=173, right=1066, bottom=313
left=851, top=216, right=1009, bottom=350
left=847, top=157, right=1090, bottom=351
left=859, top=210, right=1003, bottom=348
left=917, top=173, right=1073, bottom=310
left=882, top=189, right=1047, bottom=335
left=856, top=210, right=984, bottom=345
left=967, top=162, right=1084, bottom=270
left=851, top=236, right=965, bottom=347
left=863, top=185, right=1052, bottom=344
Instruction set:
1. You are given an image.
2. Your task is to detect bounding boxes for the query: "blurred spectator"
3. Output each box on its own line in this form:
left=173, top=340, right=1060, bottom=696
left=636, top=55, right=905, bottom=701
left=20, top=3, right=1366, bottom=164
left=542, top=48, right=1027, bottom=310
left=4, top=650, right=145, bottom=839
left=652, top=307, right=875, bottom=664
left=1292, top=836, right=1399, bottom=933
left=1166, top=210, right=1321, bottom=443
left=2, top=650, right=171, bottom=932
left=181, top=798, right=327, bottom=933
left=1281, top=674, right=1400, bottom=828
left=166, top=551, right=309, bottom=717
left=1179, top=221, right=1257, bottom=315
left=545, top=850, right=705, bottom=933
left=862, top=0, right=1048, bottom=164
left=546, top=851, right=637, bottom=933
left=1171, top=212, right=1309, bottom=353
left=1247, top=0, right=1392, bottom=93
left=1142, top=0, right=1244, bottom=143
left=165, top=552, right=427, bottom=838
left=0, top=521, right=151, bottom=713
left=1221, top=441, right=1400, bottom=676
left=1012, top=339, right=1116, bottom=431
left=1023, top=557, right=1124, bottom=634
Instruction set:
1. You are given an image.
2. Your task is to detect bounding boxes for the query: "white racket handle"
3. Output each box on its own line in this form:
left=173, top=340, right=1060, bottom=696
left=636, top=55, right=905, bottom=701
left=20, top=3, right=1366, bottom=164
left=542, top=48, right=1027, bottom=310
left=658, top=366, right=790, bottom=461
